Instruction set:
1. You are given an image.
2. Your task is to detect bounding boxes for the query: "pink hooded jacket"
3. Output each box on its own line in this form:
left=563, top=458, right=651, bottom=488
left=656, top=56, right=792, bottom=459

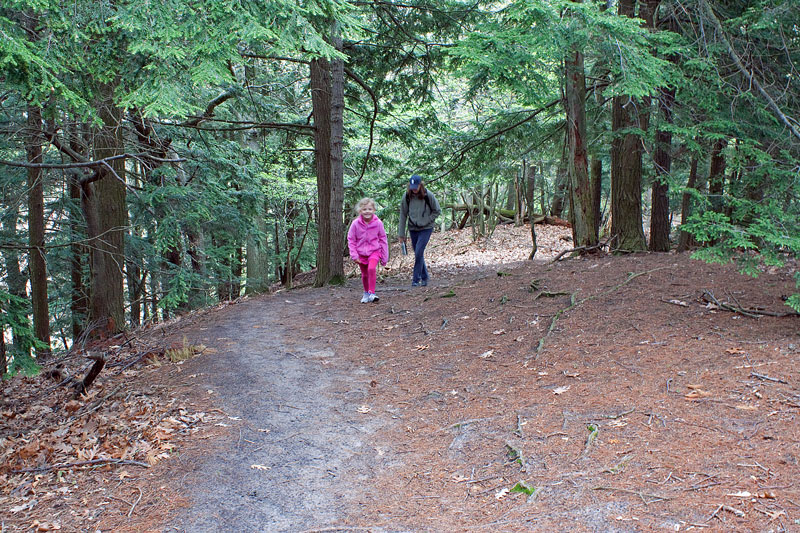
left=347, top=215, right=389, bottom=265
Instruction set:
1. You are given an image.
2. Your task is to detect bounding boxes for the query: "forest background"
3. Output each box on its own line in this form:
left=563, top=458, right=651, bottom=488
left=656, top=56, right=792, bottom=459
left=1, top=0, right=799, bottom=376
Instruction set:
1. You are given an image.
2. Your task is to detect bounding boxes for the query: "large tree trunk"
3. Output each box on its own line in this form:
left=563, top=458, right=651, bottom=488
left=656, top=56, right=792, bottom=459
left=26, top=105, right=50, bottom=358
left=649, top=86, right=675, bottom=252
left=90, top=83, right=127, bottom=334
left=329, top=22, right=345, bottom=282
left=564, top=45, right=597, bottom=250
left=641, top=0, right=672, bottom=252
left=311, top=56, right=333, bottom=287
left=610, top=0, right=647, bottom=253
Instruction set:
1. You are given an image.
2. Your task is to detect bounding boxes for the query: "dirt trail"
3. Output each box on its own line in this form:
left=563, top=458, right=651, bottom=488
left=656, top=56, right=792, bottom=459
left=146, top=251, right=798, bottom=532
left=167, top=291, right=389, bottom=532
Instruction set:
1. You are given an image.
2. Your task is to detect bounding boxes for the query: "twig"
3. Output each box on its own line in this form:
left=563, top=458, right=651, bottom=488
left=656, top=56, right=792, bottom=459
left=592, top=486, right=671, bottom=502
left=605, top=407, right=635, bottom=419
left=12, top=458, right=150, bottom=474
left=128, top=487, right=143, bottom=517
left=550, top=242, right=604, bottom=262
left=702, top=290, right=797, bottom=317
left=442, top=418, right=489, bottom=431
left=709, top=504, right=746, bottom=520
left=750, top=372, right=788, bottom=384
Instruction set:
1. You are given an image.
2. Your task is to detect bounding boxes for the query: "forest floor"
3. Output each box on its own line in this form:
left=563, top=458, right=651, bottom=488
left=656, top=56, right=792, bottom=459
left=2, top=224, right=800, bottom=532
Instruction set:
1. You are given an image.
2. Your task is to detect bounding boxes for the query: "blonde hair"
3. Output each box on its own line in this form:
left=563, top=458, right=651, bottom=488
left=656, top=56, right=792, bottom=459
left=355, top=197, right=376, bottom=215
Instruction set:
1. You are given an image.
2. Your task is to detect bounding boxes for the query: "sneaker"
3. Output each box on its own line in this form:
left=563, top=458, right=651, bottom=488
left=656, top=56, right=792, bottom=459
left=411, top=281, right=420, bottom=287
left=420, top=280, right=428, bottom=286
left=368, top=292, right=379, bottom=302
left=360, top=292, right=369, bottom=303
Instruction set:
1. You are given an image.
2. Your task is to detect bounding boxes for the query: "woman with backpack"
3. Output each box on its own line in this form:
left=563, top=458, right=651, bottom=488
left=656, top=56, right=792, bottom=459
left=398, top=174, right=441, bottom=287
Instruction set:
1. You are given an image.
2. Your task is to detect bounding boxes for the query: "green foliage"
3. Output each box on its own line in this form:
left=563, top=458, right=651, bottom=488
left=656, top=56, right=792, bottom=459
left=510, top=481, right=537, bottom=497
left=0, top=289, right=41, bottom=377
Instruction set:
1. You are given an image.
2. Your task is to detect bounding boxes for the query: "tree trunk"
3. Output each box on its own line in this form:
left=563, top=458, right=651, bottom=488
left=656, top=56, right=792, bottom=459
left=245, top=205, right=270, bottom=295
left=590, top=157, right=602, bottom=239
left=0, top=325, right=6, bottom=375
left=525, top=162, right=537, bottom=218
left=26, top=105, right=51, bottom=358
left=329, top=21, right=345, bottom=283
left=90, top=83, right=127, bottom=334
left=1, top=188, right=29, bottom=359
left=550, top=162, right=568, bottom=218
left=69, top=174, right=88, bottom=340
left=708, top=138, right=727, bottom=213
left=515, top=162, right=524, bottom=226
left=649, top=86, right=675, bottom=252
left=564, top=45, right=597, bottom=250
left=677, top=155, right=699, bottom=252
left=610, top=0, right=646, bottom=253
left=311, top=56, right=333, bottom=287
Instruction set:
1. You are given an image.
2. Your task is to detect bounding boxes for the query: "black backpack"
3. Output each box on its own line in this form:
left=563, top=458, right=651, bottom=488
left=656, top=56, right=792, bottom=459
left=403, top=191, right=433, bottom=220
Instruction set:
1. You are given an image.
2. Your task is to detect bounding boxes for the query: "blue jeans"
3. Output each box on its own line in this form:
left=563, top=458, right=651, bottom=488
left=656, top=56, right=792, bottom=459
left=409, top=228, right=433, bottom=283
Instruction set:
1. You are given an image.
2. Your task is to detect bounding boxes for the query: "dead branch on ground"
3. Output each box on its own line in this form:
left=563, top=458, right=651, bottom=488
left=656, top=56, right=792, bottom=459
left=701, top=289, right=799, bottom=318
left=531, top=266, right=671, bottom=357
left=12, top=458, right=150, bottom=474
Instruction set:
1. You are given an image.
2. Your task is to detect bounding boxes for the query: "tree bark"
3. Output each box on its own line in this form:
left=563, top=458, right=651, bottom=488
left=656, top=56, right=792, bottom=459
left=564, top=46, right=597, bottom=250
left=708, top=138, right=726, bottom=213
left=550, top=161, right=568, bottom=218
left=311, top=56, right=333, bottom=287
left=26, top=104, right=51, bottom=358
left=90, top=83, right=127, bottom=334
left=677, top=155, right=699, bottom=252
left=69, top=173, right=88, bottom=340
left=590, top=157, right=602, bottom=239
left=329, top=21, right=345, bottom=283
left=0, top=325, right=6, bottom=375
left=649, top=86, right=675, bottom=252
left=610, top=0, right=647, bottom=253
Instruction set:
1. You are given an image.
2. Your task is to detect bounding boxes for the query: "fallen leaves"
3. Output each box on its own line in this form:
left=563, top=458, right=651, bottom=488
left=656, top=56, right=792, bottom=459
left=1, top=342, right=218, bottom=531
left=553, top=385, right=571, bottom=395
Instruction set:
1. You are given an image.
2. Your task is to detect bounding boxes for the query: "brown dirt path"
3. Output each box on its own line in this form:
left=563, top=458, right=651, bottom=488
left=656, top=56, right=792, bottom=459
left=2, top=228, right=798, bottom=532
left=164, top=251, right=799, bottom=532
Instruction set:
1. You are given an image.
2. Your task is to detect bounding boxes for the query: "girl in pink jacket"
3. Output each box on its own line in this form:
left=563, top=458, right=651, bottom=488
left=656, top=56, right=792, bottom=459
left=348, top=198, right=389, bottom=303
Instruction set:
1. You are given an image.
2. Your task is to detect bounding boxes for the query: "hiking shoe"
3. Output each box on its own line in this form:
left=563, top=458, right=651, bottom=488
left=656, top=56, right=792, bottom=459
left=360, top=292, right=369, bottom=303
left=420, top=280, right=428, bottom=286
left=368, top=292, right=379, bottom=302
left=411, top=281, right=420, bottom=287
